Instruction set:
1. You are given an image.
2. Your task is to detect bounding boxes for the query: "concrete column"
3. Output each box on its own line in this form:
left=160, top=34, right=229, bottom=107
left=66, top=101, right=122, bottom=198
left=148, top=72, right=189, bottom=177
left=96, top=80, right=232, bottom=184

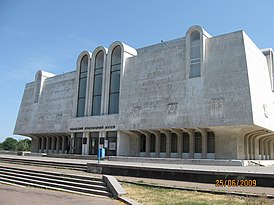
left=176, top=131, right=183, bottom=158
left=259, top=138, right=264, bottom=160
left=149, top=131, right=160, bottom=158
left=51, top=137, right=55, bottom=153
left=183, top=129, right=195, bottom=159
left=262, top=138, right=268, bottom=160
left=270, top=141, right=274, bottom=160
left=165, top=131, right=171, bottom=158
left=197, top=128, right=208, bottom=159
left=71, top=133, right=75, bottom=154
left=46, top=136, right=50, bottom=153
left=56, top=136, right=60, bottom=154
left=254, top=138, right=260, bottom=160
left=41, top=137, right=45, bottom=153
left=155, top=134, right=160, bottom=157
left=85, top=132, right=90, bottom=155
left=136, top=133, right=141, bottom=157
left=61, top=136, right=65, bottom=154
left=144, top=133, right=150, bottom=157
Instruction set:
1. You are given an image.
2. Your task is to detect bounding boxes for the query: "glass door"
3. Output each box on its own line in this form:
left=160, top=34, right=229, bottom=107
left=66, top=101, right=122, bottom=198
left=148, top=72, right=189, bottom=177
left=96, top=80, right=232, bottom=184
left=74, top=133, right=83, bottom=154
left=89, top=132, right=99, bottom=155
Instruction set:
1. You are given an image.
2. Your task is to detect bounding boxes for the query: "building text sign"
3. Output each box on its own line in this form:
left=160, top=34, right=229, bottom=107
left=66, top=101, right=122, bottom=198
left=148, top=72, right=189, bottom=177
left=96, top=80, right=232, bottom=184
left=70, top=125, right=115, bottom=131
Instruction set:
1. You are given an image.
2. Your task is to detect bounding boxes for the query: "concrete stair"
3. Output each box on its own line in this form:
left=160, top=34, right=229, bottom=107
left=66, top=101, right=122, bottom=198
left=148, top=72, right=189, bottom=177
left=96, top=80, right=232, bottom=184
left=0, top=157, right=86, bottom=171
left=0, top=165, right=112, bottom=197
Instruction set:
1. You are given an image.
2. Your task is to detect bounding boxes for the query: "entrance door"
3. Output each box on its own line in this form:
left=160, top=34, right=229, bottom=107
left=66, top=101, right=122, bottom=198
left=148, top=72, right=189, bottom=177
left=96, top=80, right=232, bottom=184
left=106, top=131, right=117, bottom=156
left=89, top=132, right=99, bottom=155
left=74, top=133, right=83, bottom=154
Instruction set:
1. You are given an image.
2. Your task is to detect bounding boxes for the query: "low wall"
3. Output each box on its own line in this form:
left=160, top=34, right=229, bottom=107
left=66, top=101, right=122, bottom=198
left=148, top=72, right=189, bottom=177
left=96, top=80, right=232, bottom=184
left=87, top=162, right=274, bottom=187
left=108, top=156, right=247, bottom=166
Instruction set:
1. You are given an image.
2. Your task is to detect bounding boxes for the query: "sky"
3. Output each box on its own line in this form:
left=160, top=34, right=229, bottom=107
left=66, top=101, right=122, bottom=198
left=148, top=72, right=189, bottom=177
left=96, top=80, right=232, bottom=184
left=0, top=0, right=274, bottom=142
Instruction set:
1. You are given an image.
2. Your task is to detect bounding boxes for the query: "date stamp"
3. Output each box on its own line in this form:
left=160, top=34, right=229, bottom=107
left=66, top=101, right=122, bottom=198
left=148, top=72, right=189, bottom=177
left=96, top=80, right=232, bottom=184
left=215, top=179, right=257, bottom=187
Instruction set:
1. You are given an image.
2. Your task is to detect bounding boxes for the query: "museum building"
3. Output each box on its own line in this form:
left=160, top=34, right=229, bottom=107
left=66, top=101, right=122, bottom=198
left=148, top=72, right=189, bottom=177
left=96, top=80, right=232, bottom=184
left=14, top=25, right=274, bottom=160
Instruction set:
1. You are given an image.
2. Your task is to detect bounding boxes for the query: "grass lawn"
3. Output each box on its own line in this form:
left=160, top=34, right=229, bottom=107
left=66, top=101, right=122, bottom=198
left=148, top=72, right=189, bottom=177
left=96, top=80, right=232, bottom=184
left=121, top=182, right=272, bottom=205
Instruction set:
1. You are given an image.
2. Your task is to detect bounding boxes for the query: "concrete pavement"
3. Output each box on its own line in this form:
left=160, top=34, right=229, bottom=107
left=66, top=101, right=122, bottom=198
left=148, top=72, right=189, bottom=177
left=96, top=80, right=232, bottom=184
left=0, top=183, right=122, bottom=205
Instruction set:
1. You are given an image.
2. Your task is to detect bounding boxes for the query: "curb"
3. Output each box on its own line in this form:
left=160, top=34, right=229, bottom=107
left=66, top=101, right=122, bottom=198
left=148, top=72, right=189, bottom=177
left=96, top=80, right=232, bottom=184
left=118, top=196, right=141, bottom=205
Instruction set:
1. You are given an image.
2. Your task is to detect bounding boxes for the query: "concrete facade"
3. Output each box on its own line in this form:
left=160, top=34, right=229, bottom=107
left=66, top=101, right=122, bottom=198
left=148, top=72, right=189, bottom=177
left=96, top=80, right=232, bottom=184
left=14, top=25, right=274, bottom=160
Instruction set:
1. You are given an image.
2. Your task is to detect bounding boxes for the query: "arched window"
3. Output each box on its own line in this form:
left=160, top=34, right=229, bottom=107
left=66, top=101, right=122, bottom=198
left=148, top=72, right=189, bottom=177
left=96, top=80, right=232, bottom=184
left=92, top=51, right=104, bottom=116
left=190, top=31, right=201, bottom=77
left=108, top=46, right=121, bottom=114
left=77, top=55, right=88, bottom=117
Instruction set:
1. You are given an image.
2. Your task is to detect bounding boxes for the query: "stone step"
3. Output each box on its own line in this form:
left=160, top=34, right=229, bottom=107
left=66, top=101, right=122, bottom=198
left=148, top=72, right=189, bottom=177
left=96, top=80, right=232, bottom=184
left=0, top=165, right=102, bottom=182
left=0, top=165, right=112, bottom=197
left=0, top=157, right=86, bottom=171
left=0, top=176, right=109, bottom=197
left=0, top=172, right=111, bottom=197
left=0, top=169, right=108, bottom=191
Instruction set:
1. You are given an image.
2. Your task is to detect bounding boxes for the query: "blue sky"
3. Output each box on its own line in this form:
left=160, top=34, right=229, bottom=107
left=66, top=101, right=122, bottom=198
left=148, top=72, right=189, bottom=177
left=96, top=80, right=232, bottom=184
left=0, top=0, right=274, bottom=142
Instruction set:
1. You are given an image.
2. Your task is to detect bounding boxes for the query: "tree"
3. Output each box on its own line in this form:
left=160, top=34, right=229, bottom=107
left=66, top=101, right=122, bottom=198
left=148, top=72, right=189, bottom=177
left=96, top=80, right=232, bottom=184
left=2, top=137, right=18, bottom=151
left=0, top=142, right=3, bottom=150
left=17, top=139, right=31, bottom=151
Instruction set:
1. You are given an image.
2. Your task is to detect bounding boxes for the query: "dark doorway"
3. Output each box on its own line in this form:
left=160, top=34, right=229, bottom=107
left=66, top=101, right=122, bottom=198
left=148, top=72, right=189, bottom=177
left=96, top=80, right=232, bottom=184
left=106, top=131, right=117, bottom=156
left=89, top=132, right=99, bottom=155
left=74, top=133, right=83, bottom=154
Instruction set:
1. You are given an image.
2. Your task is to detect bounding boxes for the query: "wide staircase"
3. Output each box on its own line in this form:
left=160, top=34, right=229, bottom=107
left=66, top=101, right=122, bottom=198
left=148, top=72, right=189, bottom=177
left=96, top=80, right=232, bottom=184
left=0, top=164, right=112, bottom=197
left=0, top=156, right=87, bottom=171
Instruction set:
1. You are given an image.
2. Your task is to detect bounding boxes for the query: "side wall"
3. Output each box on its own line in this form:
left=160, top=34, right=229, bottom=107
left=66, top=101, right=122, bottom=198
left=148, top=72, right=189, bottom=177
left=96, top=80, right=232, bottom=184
left=118, top=31, right=253, bottom=130
left=14, top=71, right=76, bottom=134
left=243, top=32, right=274, bottom=131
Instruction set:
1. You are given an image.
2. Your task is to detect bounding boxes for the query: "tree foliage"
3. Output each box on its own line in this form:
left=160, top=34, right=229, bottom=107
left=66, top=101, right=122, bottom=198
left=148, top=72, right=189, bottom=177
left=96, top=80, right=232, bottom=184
left=2, top=137, right=18, bottom=151
left=1, top=137, right=31, bottom=151
left=17, top=139, right=31, bottom=151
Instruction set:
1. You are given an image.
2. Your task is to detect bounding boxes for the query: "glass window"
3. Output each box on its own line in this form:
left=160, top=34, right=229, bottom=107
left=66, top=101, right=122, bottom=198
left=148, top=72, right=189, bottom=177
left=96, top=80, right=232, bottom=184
left=191, top=31, right=200, bottom=41
left=95, top=68, right=103, bottom=75
left=78, top=78, right=87, bottom=98
left=108, top=46, right=121, bottom=114
left=77, top=55, right=88, bottom=117
left=207, top=132, right=215, bottom=153
left=110, top=71, right=120, bottom=93
left=95, top=51, right=104, bottom=68
left=189, top=31, right=201, bottom=78
left=111, top=46, right=121, bottom=65
left=190, top=63, right=201, bottom=77
left=191, top=45, right=200, bottom=59
left=111, top=64, right=121, bottom=72
left=80, top=56, right=88, bottom=72
left=92, top=96, right=101, bottom=116
left=171, top=133, right=177, bottom=153
left=183, top=133, right=189, bottom=153
left=93, top=75, right=102, bottom=95
left=140, top=134, right=146, bottom=152
left=108, top=93, right=119, bottom=114
left=77, top=98, right=85, bottom=117
left=160, top=133, right=166, bottom=152
left=195, top=132, right=202, bottom=153
left=92, top=51, right=104, bottom=116
left=150, top=134, right=156, bottom=152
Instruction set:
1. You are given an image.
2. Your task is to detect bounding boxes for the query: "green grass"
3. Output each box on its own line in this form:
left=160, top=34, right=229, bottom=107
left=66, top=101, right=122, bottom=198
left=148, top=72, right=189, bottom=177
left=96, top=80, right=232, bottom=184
left=121, top=182, right=272, bottom=205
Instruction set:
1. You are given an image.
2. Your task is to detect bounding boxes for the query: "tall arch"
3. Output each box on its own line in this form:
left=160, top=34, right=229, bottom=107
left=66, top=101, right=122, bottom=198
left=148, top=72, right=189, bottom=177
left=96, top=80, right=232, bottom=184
left=104, top=41, right=137, bottom=115
left=108, top=46, right=121, bottom=114
left=34, top=70, right=55, bottom=103
left=190, top=31, right=201, bottom=77
left=185, top=25, right=211, bottom=78
left=91, top=50, right=104, bottom=116
left=75, top=51, right=91, bottom=117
